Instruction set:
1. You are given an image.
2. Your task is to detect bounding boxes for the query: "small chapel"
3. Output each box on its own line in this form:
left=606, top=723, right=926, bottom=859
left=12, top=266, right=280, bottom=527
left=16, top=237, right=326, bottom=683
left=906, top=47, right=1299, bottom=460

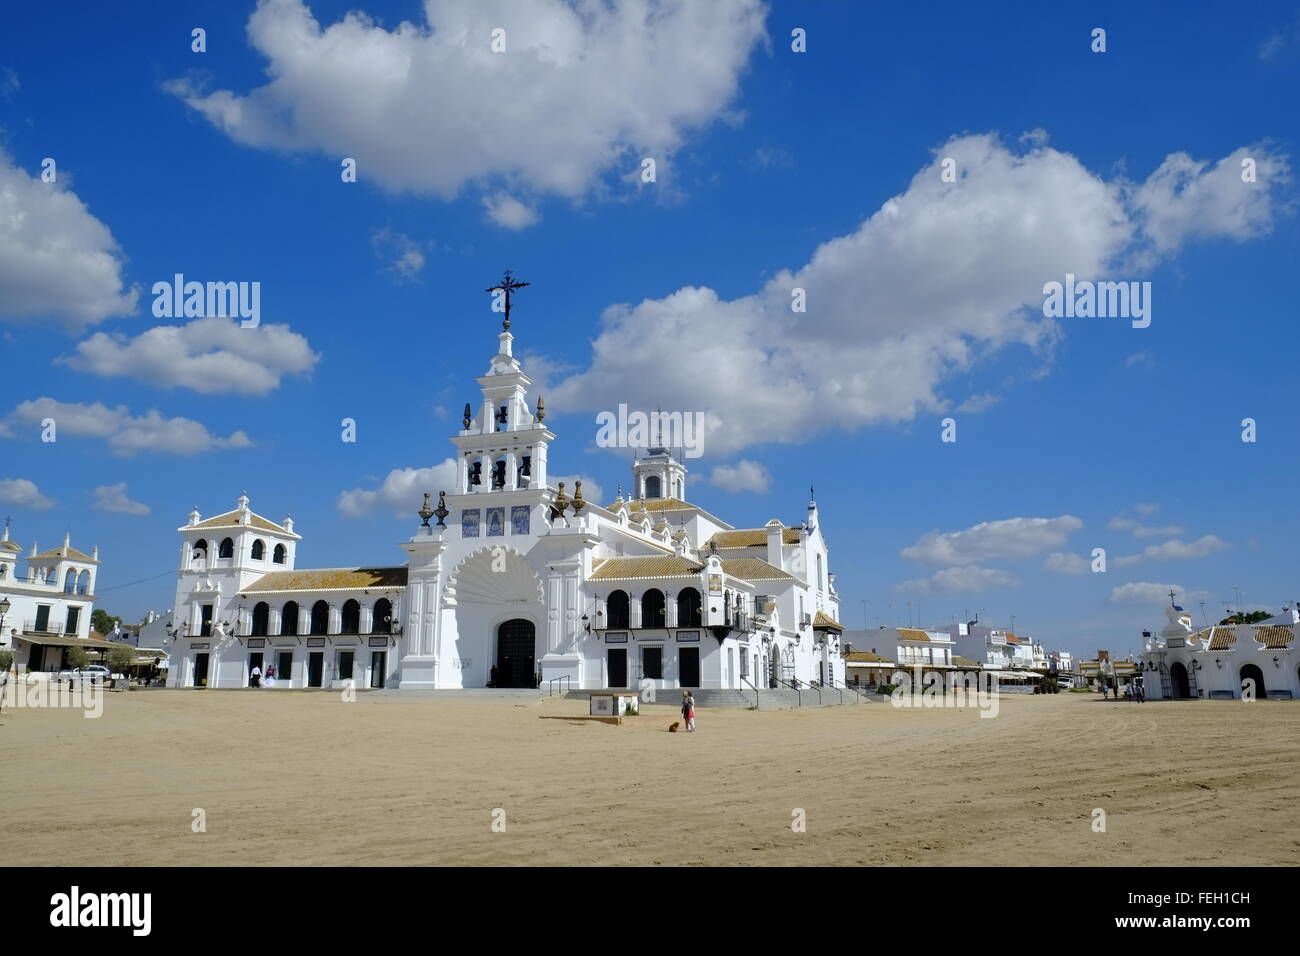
left=165, top=278, right=845, bottom=692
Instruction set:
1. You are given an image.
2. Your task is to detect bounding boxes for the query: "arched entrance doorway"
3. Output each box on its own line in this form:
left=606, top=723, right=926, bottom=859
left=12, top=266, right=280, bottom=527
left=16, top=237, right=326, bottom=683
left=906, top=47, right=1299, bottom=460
left=495, top=619, right=536, bottom=688
left=1240, top=663, right=1266, bottom=700
left=1169, top=661, right=1191, bottom=699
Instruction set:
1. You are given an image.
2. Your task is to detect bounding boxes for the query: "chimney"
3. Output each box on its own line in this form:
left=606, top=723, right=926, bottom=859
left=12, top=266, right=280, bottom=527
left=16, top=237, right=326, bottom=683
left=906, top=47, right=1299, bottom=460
left=92, top=545, right=99, bottom=561
left=764, top=518, right=784, bottom=570
left=284, top=515, right=294, bottom=534
left=188, top=506, right=200, bottom=527
left=63, top=531, right=71, bottom=550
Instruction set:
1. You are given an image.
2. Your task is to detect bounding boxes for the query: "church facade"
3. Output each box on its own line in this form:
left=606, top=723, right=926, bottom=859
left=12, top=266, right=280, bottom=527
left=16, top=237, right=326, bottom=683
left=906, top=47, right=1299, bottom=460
left=166, top=319, right=845, bottom=693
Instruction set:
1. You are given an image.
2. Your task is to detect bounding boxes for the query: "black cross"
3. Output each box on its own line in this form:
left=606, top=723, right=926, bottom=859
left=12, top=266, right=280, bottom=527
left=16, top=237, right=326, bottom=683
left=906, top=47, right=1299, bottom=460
left=486, top=270, right=531, bottom=331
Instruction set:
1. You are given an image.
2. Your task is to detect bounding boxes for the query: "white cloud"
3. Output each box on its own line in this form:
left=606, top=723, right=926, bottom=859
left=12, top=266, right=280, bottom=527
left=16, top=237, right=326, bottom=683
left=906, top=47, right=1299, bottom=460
left=0, top=478, right=54, bottom=510
left=1124, top=351, right=1154, bottom=368
left=549, top=136, right=1288, bottom=456
left=59, top=317, right=319, bottom=396
left=483, top=193, right=540, bottom=230
left=0, top=148, right=138, bottom=330
left=92, top=482, right=150, bottom=516
left=1109, top=582, right=1198, bottom=606
left=338, top=460, right=459, bottom=518
left=1134, top=502, right=1159, bottom=516
left=901, top=515, right=1083, bottom=566
left=707, top=460, right=770, bottom=494
left=955, top=392, right=999, bottom=414
left=1114, top=535, right=1228, bottom=568
left=1130, top=146, right=1290, bottom=258
left=168, top=0, right=766, bottom=202
left=1044, top=552, right=1089, bottom=575
left=5, top=398, right=253, bottom=457
left=897, top=566, right=1020, bottom=594
left=1108, top=515, right=1185, bottom=538
left=371, top=227, right=426, bottom=279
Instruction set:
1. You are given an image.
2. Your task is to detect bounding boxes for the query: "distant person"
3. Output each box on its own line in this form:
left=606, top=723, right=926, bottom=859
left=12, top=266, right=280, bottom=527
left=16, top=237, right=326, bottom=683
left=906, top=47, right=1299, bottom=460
left=250, top=664, right=262, bottom=688
left=264, top=665, right=276, bottom=689
left=685, top=691, right=697, bottom=732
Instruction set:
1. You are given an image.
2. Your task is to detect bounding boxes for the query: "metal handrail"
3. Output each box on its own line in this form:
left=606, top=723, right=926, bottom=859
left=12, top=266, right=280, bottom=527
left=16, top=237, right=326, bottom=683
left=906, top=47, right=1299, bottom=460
left=740, top=676, right=759, bottom=709
left=547, top=674, right=572, bottom=697
left=776, top=678, right=802, bottom=706
left=820, top=677, right=845, bottom=704
left=797, top=677, right=821, bottom=705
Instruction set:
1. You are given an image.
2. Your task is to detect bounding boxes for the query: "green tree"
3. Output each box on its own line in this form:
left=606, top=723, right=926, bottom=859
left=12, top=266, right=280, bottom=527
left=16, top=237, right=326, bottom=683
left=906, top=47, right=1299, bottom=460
left=0, top=649, right=13, bottom=672
left=107, top=645, right=136, bottom=675
left=1218, top=610, right=1271, bottom=625
left=65, top=646, right=90, bottom=671
left=91, top=609, right=116, bottom=635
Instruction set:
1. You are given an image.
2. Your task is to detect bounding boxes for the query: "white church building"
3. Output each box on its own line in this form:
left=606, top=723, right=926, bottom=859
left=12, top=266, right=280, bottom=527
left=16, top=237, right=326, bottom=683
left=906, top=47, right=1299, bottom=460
left=1140, top=603, right=1297, bottom=700
left=166, top=312, right=845, bottom=693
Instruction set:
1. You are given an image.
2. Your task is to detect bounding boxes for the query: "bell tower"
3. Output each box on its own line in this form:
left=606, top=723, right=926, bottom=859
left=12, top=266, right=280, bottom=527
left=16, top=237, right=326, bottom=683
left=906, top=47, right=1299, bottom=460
left=450, top=272, right=554, bottom=495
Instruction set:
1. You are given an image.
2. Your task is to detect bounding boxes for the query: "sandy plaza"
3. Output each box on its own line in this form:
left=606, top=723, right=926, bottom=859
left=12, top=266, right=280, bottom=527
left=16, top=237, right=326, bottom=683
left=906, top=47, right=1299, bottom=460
left=2, top=690, right=1295, bottom=868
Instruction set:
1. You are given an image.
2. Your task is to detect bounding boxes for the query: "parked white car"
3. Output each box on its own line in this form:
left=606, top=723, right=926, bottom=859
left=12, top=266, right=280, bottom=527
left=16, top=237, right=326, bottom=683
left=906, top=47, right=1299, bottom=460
left=57, top=665, right=110, bottom=683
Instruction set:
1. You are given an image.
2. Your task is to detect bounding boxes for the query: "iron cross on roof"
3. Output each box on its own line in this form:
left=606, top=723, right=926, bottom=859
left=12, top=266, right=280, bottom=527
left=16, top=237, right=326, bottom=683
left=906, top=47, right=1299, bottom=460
left=486, top=270, right=531, bottom=331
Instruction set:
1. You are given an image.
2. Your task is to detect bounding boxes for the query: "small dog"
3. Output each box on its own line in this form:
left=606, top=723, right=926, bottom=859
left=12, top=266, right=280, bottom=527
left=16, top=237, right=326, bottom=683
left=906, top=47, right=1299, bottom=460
left=669, top=721, right=680, bottom=733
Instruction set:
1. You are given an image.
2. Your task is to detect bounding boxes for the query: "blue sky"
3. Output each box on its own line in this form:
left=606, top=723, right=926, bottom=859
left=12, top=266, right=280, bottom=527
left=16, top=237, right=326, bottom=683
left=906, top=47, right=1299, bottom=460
left=1, top=0, right=1297, bottom=658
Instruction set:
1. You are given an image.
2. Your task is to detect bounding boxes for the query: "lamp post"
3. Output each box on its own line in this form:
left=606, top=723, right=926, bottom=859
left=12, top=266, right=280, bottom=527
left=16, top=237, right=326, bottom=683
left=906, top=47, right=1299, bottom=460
left=0, top=596, right=11, bottom=674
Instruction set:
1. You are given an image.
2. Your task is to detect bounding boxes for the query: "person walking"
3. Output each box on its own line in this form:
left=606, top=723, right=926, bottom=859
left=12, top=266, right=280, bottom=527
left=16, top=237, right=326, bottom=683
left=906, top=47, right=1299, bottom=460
left=250, top=663, right=262, bottom=689
left=685, top=690, right=696, bottom=732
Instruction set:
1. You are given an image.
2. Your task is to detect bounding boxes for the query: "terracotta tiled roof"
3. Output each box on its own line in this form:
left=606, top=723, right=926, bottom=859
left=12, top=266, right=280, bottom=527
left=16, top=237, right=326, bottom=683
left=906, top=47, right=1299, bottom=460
left=29, top=545, right=98, bottom=564
left=846, top=650, right=894, bottom=664
left=1004, top=633, right=1023, bottom=644
left=1202, top=626, right=1238, bottom=650
left=896, top=628, right=930, bottom=642
left=588, top=556, right=703, bottom=580
left=719, top=557, right=793, bottom=581
left=187, top=510, right=297, bottom=536
left=242, top=567, right=407, bottom=593
left=707, top=527, right=802, bottom=548
left=812, top=610, right=843, bottom=630
left=1252, top=625, right=1294, bottom=649
left=953, top=656, right=982, bottom=668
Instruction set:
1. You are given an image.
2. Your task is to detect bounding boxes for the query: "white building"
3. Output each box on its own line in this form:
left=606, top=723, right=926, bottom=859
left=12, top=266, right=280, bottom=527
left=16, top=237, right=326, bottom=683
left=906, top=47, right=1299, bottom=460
left=945, top=622, right=1021, bottom=670
left=1140, top=604, right=1298, bottom=700
left=166, top=313, right=845, bottom=692
left=0, top=523, right=111, bottom=672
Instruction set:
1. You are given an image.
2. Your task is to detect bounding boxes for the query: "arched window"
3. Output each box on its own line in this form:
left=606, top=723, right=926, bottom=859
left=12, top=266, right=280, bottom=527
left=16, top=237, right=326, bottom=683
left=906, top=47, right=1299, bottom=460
left=192, top=539, right=208, bottom=569
left=272, top=543, right=286, bottom=565
left=645, top=475, right=662, bottom=499
left=251, top=602, right=270, bottom=637
left=77, top=570, right=90, bottom=595
left=607, top=590, right=630, bottom=629
left=218, top=538, right=234, bottom=559
left=642, top=588, right=666, bottom=628
left=310, top=600, right=329, bottom=635
left=64, top=568, right=77, bottom=593
left=251, top=539, right=265, bottom=560
left=281, top=601, right=299, bottom=636
left=677, top=587, right=702, bottom=627
left=373, top=598, right=392, bottom=634
left=341, top=599, right=360, bottom=634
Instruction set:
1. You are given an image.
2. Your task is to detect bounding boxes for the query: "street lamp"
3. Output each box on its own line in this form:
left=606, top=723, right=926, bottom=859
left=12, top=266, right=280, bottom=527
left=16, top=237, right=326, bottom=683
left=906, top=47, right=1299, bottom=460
left=0, top=596, right=11, bottom=669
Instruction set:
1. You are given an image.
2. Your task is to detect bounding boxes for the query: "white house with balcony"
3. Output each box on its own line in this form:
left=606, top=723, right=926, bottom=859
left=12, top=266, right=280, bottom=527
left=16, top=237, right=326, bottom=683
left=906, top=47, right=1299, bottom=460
left=164, top=305, right=845, bottom=692
left=0, top=523, right=111, bottom=673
